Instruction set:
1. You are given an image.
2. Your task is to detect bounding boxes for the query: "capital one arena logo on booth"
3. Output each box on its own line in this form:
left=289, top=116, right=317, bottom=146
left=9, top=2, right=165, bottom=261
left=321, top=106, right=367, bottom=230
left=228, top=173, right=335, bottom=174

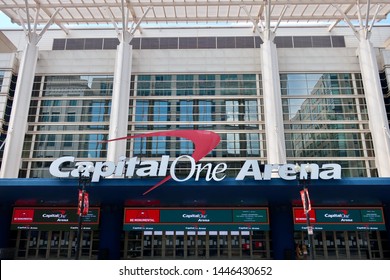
left=49, top=130, right=341, bottom=194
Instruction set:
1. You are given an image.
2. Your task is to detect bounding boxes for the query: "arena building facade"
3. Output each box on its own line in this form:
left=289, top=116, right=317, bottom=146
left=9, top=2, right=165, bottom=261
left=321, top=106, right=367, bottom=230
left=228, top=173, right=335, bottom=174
left=1, top=0, right=390, bottom=260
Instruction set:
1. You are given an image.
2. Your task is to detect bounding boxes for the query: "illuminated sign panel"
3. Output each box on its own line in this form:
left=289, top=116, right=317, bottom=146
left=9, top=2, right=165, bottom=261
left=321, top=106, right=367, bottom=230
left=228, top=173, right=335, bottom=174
left=11, top=207, right=100, bottom=231
left=293, top=207, right=385, bottom=231
left=233, top=209, right=268, bottom=223
left=125, top=209, right=160, bottom=223
left=123, top=208, right=269, bottom=231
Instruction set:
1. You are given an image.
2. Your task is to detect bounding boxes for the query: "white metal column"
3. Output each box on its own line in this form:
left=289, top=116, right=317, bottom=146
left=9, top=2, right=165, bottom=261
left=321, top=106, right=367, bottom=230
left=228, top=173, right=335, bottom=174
left=261, top=37, right=287, bottom=164
left=0, top=40, right=38, bottom=177
left=106, top=33, right=133, bottom=163
left=333, top=3, right=390, bottom=176
left=242, top=2, right=287, bottom=165
left=358, top=31, right=390, bottom=176
left=0, top=5, right=61, bottom=177
left=106, top=4, right=150, bottom=164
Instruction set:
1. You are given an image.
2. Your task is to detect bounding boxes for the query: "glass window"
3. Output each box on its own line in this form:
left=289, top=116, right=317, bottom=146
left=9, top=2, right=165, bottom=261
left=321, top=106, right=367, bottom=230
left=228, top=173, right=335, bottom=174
left=0, top=71, right=4, bottom=87
left=198, top=101, right=214, bottom=123
left=133, top=138, right=147, bottom=156
left=52, top=39, right=66, bottom=50
left=217, top=37, right=235, bottom=48
left=179, top=37, right=197, bottom=49
left=50, top=112, right=60, bottom=122
left=199, top=74, right=215, bottom=95
left=151, top=136, right=167, bottom=155
left=160, top=38, right=178, bottom=49
left=198, top=37, right=216, bottom=49
left=293, top=36, right=312, bottom=48
left=135, top=100, right=149, bottom=122
left=154, top=75, right=172, bottom=96
left=130, top=38, right=141, bottom=49
left=282, top=73, right=375, bottom=177
left=24, top=75, right=113, bottom=178
left=67, top=112, right=76, bottom=122
left=141, top=38, right=160, bottom=49
left=84, top=38, right=103, bottom=50
left=47, top=134, right=56, bottom=146
left=312, top=36, right=332, bottom=48
left=177, top=75, right=194, bottom=96
left=275, top=36, right=293, bottom=48
left=153, top=101, right=170, bottom=127
left=103, top=38, right=119, bottom=49
left=63, top=134, right=73, bottom=147
left=178, top=101, right=193, bottom=127
left=331, top=36, right=346, bottom=48
left=221, top=74, right=239, bottom=95
left=247, top=133, right=260, bottom=156
left=65, top=39, right=85, bottom=50
left=180, top=138, right=194, bottom=155
left=235, top=37, right=255, bottom=48
left=132, top=73, right=263, bottom=165
left=226, top=133, right=240, bottom=155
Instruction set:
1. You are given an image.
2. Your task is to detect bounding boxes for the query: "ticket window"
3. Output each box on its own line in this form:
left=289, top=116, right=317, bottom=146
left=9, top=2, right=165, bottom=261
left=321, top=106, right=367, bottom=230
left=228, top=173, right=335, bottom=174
left=231, top=233, right=241, bottom=257
left=175, top=232, right=185, bottom=257
left=219, top=232, right=229, bottom=257
left=294, top=230, right=386, bottom=260
left=165, top=232, right=175, bottom=257
left=123, top=231, right=142, bottom=258
left=187, top=233, right=196, bottom=257
left=208, top=232, right=218, bottom=257
left=12, top=230, right=98, bottom=259
left=252, top=231, right=269, bottom=259
left=197, top=233, right=207, bottom=257
left=143, top=232, right=152, bottom=257
left=153, top=232, right=163, bottom=257
left=241, top=233, right=251, bottom=257
left=208, top=231, right=232, bottom=258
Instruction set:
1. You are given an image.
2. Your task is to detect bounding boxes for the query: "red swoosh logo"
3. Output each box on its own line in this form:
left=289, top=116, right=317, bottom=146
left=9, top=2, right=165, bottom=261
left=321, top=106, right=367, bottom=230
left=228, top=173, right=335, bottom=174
left=195, top=210, right=207, bottom=215
left=104, top=130, right=221, bottom=195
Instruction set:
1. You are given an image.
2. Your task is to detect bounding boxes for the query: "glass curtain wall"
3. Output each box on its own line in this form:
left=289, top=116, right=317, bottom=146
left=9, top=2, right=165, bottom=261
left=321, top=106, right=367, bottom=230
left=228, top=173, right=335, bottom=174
left=130, top=74, right=265, bottom=177
left=18, top=72, right=376, bottom=178
left=22, top=75, right=113, bottom=178
left=21, top=74, right=264, bottom=178
left=281, top=73, right=376, bottom=177
left=0, top=70, right=17, bottom=168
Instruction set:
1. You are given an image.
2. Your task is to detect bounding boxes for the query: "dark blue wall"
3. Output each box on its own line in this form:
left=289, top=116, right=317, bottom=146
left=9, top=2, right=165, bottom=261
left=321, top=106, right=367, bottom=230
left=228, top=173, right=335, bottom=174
left=98, top=204, right=123, bottom=260
left=269, top=205, right=295, bottom=260
left=383, top=205, right=390, bottom=257
left=0, top=204, right=12, bottom=248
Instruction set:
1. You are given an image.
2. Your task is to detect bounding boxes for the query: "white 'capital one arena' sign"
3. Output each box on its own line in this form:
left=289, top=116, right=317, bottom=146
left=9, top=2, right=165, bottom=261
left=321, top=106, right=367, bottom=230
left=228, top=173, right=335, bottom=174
left=49, top=130, right=341, bottom=194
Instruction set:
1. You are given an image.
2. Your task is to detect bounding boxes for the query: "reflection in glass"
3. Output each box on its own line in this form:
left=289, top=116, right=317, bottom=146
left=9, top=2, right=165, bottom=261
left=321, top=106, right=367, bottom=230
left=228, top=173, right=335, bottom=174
left=281, top=73, right=375, bottom=177
left=25, top=75, right=113, bottom=178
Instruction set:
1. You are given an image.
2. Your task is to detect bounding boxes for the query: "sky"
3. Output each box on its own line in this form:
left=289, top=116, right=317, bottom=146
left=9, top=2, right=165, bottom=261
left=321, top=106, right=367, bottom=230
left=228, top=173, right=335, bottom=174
left=1, top=10, right=390, bottom=29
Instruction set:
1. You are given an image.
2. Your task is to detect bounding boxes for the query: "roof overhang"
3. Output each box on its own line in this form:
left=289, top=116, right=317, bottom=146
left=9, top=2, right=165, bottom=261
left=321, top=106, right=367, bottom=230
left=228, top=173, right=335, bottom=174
left=0, top=31, right=17, bottom=52
left=1, top=1, right=389, bottom=32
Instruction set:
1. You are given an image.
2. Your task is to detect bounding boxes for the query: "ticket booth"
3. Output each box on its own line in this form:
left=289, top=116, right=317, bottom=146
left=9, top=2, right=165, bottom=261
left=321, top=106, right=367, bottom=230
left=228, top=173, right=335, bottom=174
left=10, top=207, right=100, bottom=259
left=122, top=207, right=271, bottom=259
left=293, top=207, right=389, bottom=259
